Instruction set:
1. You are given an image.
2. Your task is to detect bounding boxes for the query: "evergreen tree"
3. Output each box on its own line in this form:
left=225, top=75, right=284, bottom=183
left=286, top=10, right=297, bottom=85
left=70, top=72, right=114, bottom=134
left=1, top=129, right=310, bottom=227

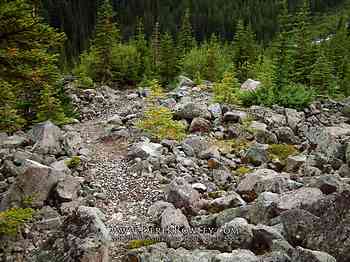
left=0, top=81, right=25, bottom=132
left=151, top=21, right=161, bottom=78
left=178, top=8, right=196, bottom=56
left=160, top=32, right=178, bottom=84
left=94, top=0, right=120, bottom=84
left=0, top=0, right=66, bottom=130
left=291, top=0, right=315, bottom=85
left=272, top=0, right=294, bottom=90
left=309, top=50, right=334, bottom=93
left=135, top=18, right=150, bottom=80
left=233, top=20, right=258, bottom=82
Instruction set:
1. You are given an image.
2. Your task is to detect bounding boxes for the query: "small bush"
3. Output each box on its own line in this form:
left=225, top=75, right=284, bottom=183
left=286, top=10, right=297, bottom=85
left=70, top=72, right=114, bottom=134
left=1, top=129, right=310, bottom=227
left=181, top=43, right=231, bottom=82
left=65, top=156, right=81, bottom=169
left=238, top=83, right=315, bottom=110
left=235, top=166, right=253, bottom=176
left=212, top=139, right=251, bottom=155
left=268, top=144, right=298, bottom=162
left=128, top=239, right=158, bottom=249
left=213, top=71, right=240, bottom=104
left=0, top=208, right=34, bottom=237
left=137, top=106, right=186, bottom=141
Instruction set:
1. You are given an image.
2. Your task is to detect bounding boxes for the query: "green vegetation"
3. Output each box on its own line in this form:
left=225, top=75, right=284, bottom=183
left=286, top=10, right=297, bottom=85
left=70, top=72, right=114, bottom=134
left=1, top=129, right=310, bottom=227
left=235, top=166, right=253, bottom=176
left=137, top=81, right=186, bottom=141
left=0, top=208, right=34, bottom=237
left=213, top=71, right=240, bottom=104
left=212, top=139, right=251, bottom=155
left=128, top=239, right=158, bottom=249
left=268, top=144, right=299, bottom=162
left=65, top=156, right=81, bottom=169
left=0, top=0, right=71, bottom=132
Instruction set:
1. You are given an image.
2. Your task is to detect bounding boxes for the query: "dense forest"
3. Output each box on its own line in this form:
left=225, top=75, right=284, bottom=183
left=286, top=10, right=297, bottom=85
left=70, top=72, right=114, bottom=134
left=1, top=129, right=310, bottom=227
left=42, top=0, right=348, bottom=62
left=1, top=0, right=350, bottom=133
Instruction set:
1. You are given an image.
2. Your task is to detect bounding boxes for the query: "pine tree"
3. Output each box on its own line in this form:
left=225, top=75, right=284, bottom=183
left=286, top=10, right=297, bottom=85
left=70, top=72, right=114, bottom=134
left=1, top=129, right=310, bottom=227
left=151, top=21, right=161, bottom=78
left=160, top=32, right=178, bottom=84
left=0, top=81, right=25, bottom=132
left=94, top=0, right=120, bottom=84
left=35, top=84, right=68, bottom=124
left=309, top=50, right=334, bottom=93
left=178, top=8, right=196, bottom=57
left=135, top=18, right=150, bottom=80
left=272, top=0, right=294, bottom=90
left=291, top=0, right=316, bottom=85
left=0, top=0, right=66, bottom=130
left=233, top=20, right=258, bottom=82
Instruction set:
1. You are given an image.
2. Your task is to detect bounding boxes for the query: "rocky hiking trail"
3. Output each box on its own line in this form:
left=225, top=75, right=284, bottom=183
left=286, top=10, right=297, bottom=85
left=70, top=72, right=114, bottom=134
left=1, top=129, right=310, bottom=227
left=75, top=115, right=163, bottom=260
left=2, top=78, right=350, bottom=262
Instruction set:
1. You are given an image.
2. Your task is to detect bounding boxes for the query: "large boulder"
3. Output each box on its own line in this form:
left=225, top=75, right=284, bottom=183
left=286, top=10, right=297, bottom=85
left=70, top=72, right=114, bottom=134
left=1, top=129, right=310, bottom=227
left=243, top=143, right=269, bottom=166
left=182, top=136, right=209, bottom=156
left=127, top=141, right=163, bottom=160
left=291, top=247, right=336, bottom=262
left=174, top=102, right=211, bottom=120
left=237, top=169, right=290, bottom=201
left=56, top=175, right=82, bottom=201
left=161, top=207, right=190, bottom=231
left=249, top=192, right=280, bottom=225
left=165, top=177, right=200, bottom=209
left=275, top=187, right=323, bottom=214
left=0, top=160, right=62, bottom=210
left=62, top=131, right=82, bottom=156
left=223, top=111, right=248, bottom=123
left=28, top=121, right=63, bottom=155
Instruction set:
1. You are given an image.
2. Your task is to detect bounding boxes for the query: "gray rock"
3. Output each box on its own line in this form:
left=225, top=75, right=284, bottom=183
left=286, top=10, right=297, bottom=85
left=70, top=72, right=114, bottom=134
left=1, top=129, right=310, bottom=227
left=0, top=160, right=62, bottom=210
left=306, top=174, right=349, bottom=194
left=249, top=121, right=267, bottom=132
left=148, top=201, right=175, bottom=224
left=28, top=121, right=63, bottom=155
left=216, top=206, right=250, bottom=227
left=285, top=108, right=304, bottom=131
left=256, top=129, right=278, bottom=144
left=192, top=183, right=207, bottom=193
left=189, top=117, right=211, bottom=133
left=285, top=155, right=306, bottom=173
left=243, top=143, right=269, bottom=166
left=209, top=192, right=246, bottom=212
left=291, top=247, right=336, bottom=262
left=199, top=146, right=220, bottom=160
left=178, top=75, right=195, bottom=88
left=223, top=111, right=248, bottom=123
left=182, top=136, right=209, bottom=156
left=208, top=103, right=222, bottom=119
left=174, top=102, right=211, bottom=120
left=107, top=114, right=123, bottom=125
left=166, top=177, right=200, bottom=209
left=241, top=79, right=261, bottom=92
left=161, top=207, right=190, bottom=230
left=56, top=175, right=81, bottom=201
left=191, top=214, right=217, bottom=228
left=128, top=141, right=163, bottom=160
left=214, top=218, right=254, bottom=251
left=62, top=131, right=82, bottom=156
left=161, top=98, right=177, bottom=109
left=275, top=187, right=323, bottom=214
left=275, top=127, right=299, bottom=144
left=260, top=251, right=291, bottom=262
left=0, top=134, right=27, bottom=148
left=237, top=169, right=289, bottom=201
left=213, top=249, right=259, bottom=262
left=212, top=169, right=232, bottom=188
left=252, top=224, right=284, bottom=249
left=50, top=159, right=72, bottom=176
left=249, top=192, right=280, bottom=225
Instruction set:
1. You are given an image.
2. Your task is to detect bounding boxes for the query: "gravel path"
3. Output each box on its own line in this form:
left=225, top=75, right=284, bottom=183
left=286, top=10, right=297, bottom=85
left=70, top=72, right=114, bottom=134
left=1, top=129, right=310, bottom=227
left=75, top=109, right=164, bottom=260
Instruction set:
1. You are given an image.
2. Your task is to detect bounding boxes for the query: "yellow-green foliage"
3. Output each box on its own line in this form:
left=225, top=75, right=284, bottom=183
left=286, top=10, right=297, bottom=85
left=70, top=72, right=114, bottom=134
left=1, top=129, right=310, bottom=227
left=212, top=138, right=251, bottom=155
left=147, top=79, right=165, bottom=103
left=241, top=116, right=255, bottom=134
left=235, top=166, right=252, bottom=176
left=0, top=208, right=34, bottom=237
left=213, top=71, right=240, bottom=104
left=137, top=106, right=186, bottom=141
left=208, top=191, right=226, bottom=199
left=65, top=156, right=81, bottom=169
left=128, top=239, right=158, bottom=249
left=268, top=144, right=298, bottom=161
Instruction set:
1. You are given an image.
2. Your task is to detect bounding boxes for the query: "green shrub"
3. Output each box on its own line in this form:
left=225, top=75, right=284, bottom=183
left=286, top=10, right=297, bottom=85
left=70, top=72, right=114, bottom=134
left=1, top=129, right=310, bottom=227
left=238, top=83, right=315, bottom=110
left=65, top=156, right=81, bottom=169
left=74, top=43, right=141, bottom=86
left=128, top=239, right=158, bottom=249
left=137, top=106, right=186, bottom=141
left=235, top=166, right=253, bottom=176
left=268, top=144, right=298, bottom=162
left=0, top=208, right=34, bottom=237
left=213, top=71, right=240, bottom=104
left=181, top=43, right=231, bottom=82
